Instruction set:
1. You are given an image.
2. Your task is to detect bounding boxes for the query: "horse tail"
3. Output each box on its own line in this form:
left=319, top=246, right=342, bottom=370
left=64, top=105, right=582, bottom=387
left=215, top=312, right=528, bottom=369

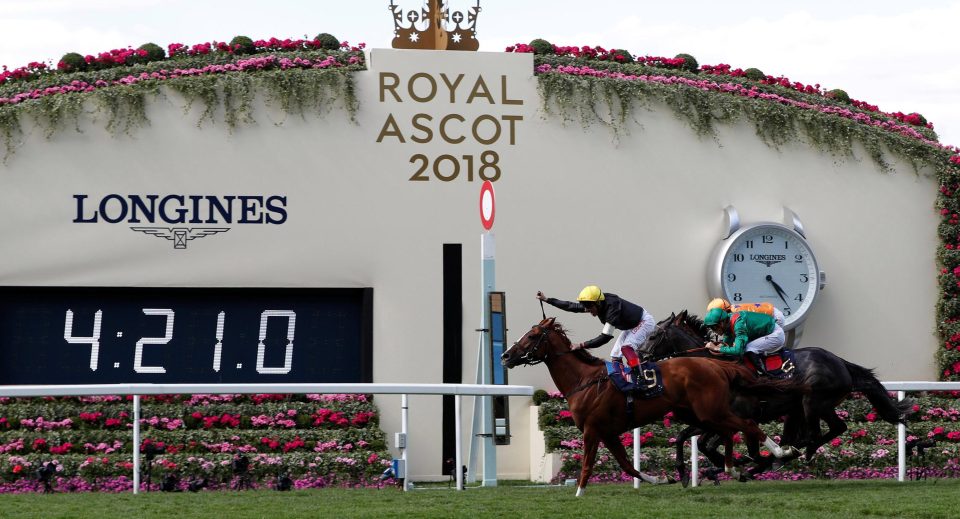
left=843, top=360, right=914, bottom=424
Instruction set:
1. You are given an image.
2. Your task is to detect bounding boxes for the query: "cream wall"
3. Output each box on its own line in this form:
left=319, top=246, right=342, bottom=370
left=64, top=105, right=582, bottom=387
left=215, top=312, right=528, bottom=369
left=0, top=50, right=939, bottom=481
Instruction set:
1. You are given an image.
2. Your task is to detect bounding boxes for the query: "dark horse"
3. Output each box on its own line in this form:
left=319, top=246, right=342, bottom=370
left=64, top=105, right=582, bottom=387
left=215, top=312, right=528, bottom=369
left=501, top=318, right=809, bottom=496
left=643, top=310, right=913, bottom=484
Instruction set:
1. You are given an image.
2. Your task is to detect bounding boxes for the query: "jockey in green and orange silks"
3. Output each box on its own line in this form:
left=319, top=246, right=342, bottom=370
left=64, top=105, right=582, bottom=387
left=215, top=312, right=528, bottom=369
left=703, top=307, right=784, bottom=357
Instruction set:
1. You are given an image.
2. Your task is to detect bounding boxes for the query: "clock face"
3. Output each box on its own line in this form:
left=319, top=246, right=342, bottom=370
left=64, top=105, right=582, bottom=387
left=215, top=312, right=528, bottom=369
left=719, top=224, right=820, bottom=329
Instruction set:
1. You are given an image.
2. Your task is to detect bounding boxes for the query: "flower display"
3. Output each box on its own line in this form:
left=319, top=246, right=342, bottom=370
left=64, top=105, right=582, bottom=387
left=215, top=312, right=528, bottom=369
left=0, top=393, right=391, bottom=492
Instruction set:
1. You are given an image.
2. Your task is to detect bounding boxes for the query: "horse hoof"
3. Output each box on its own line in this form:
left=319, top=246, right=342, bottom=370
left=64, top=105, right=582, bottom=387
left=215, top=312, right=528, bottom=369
left=681, top=475, right=690, bottom=488
left=662, top=476, right=678, bottom=485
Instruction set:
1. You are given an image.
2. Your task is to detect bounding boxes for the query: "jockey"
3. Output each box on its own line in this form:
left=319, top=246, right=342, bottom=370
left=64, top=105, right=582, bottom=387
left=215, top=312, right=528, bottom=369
left=537, top=286, right=655, bottom=380
left=703, top=307, right=785, bottom=375
left=706, top=297, right=784, bottom=327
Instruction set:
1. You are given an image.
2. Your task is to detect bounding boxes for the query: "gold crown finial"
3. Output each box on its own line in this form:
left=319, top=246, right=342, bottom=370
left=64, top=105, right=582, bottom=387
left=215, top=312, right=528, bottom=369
left=389, top=0, right=481, bottom=51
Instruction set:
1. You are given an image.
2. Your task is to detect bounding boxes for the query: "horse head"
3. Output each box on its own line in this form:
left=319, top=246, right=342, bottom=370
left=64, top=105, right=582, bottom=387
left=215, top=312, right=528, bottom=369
left=501, top=317, right=573, bottom=368
left=641, top=310, right=709, bottom=359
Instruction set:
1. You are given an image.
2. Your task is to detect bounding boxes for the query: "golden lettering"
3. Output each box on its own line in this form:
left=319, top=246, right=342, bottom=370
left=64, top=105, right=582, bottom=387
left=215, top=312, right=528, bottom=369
left=379, top=73, right=401, bottom=103
left=440, top=73, right=465, bottom=103
left=408, top=72, right=438, bottom=103
left=376, top=114, right=405, bottom=143
left=502, top=115, right=523, bottom=145
left=411, top=114, right=434, bottom=143
left=466, top=76, right=494, bottom=104
left=472, top=115, right=501, bottom=145
left=501, top=75, right=522, bottom=105
left=439, top=114, right=466, bottom=144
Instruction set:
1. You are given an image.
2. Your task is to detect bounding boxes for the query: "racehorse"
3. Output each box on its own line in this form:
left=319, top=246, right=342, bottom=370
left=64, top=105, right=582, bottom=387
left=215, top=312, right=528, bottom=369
left=643, top=310, right=913, bottom=484
left=501, top=317, right=808, bottom=496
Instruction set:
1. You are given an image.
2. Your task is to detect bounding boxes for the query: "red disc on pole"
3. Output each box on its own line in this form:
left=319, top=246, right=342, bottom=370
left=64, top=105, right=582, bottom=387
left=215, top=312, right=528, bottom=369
left=479, top=180, right=495, bottom=231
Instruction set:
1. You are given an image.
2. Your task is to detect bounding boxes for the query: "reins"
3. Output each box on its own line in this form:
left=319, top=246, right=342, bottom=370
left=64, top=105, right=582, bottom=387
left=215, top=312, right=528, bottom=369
left=563, top=374, right=609, bottom=399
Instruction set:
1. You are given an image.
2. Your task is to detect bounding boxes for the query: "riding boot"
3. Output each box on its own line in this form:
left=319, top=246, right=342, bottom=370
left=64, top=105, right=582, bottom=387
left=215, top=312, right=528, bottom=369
left=745, top=352, right=766, bottom=377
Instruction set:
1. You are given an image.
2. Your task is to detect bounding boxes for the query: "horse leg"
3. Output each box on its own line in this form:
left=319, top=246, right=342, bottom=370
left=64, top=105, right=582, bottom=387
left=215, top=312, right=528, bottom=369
left=675, top=426, right=695, bottom=487
left=575, top=429, right=601, bottom=497
left=805, top=410, right=847, bottom=461
left=602, top=432, right=673, bottom=485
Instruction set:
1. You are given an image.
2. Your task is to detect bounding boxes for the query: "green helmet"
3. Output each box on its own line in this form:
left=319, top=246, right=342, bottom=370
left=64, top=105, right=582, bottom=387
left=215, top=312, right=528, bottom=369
left=703, top=308, right=729, bottom=326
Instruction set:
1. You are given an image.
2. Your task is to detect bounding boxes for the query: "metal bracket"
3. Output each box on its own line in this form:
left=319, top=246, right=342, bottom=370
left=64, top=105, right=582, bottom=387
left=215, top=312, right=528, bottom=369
left=783, top=207, right=806, bottom=238
left=722, top=205, right=740, bottom=239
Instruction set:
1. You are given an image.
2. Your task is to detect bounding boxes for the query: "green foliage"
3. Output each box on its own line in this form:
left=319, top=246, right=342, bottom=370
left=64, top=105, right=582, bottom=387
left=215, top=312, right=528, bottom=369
left=58, top=52, right=86, bottom=72
left=316, top=33, right=341, bottom=50
left=826, top=88, right=851, bottom=103
left=230, top=35, right=256, bottom=55
left=532, top=389, right=549, bottom=406
left=608, top=49, right=633, bottom=63
left=529, top=38, right=554, bottom=55
left=674, top=53, right=699, bottom=72
left=138, top=43, right=166, bottom=62
left=744, top=67, right=766, bottom=81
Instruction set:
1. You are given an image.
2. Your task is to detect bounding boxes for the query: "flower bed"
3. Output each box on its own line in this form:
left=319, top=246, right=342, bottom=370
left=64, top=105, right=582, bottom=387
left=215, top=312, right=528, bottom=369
left=535, top=390, right=960, bottom=483
left=0, top=393, right=393, bottom=493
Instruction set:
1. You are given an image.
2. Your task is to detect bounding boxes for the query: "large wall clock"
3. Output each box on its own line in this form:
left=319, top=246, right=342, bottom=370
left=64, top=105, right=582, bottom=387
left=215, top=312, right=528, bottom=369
left=707, top=206, right=826, bottom=347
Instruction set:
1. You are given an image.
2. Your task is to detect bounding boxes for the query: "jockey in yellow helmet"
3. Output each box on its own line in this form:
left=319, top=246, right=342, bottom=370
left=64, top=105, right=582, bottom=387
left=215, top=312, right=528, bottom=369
left=537, top=286, right=655, bottom=380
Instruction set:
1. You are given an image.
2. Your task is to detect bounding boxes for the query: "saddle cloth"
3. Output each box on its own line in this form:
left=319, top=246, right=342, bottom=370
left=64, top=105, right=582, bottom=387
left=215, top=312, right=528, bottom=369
left=605, top=360, right=664, bottom=398
left=744, top=349, right=797, bottom=379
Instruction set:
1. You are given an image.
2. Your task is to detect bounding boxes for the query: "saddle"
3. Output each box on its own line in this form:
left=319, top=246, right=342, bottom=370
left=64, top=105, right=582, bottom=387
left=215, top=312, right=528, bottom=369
left=743, top=349, right=797, bottom=379
left=605, top=360, right=664, bottom=398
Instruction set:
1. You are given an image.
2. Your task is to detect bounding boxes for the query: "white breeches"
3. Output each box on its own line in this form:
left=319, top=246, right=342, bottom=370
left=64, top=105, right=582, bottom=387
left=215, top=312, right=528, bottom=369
left=610, top=312, right=656, bottom=359
left=745, top=325, right=785, bottom=354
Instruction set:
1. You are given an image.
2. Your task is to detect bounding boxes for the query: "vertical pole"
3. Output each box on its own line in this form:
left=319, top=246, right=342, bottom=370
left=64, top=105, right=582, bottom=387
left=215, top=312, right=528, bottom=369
left=132, top=395, right=140, bottom=494
left=633, top=427, right=641, bottom=489
left=480, top=232, right=497, bottom=487
left=897, top=390, right=906, bottom=482
left=467, top=332, right=483, bottom=483
left=455, top=395, right=463, bottom=490
left=691, top=435, right=699, bottom=488
left=402, top=393, right=410, bottom=491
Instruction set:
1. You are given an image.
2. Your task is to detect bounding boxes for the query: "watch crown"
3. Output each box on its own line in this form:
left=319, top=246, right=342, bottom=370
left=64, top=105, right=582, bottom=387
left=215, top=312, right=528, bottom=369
left=819, top=271, right=827, bottom=290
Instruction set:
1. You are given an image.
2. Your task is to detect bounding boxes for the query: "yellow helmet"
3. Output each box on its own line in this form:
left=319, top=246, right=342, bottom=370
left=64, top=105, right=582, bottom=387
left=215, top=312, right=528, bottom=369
left=707, top=298, right=731, bottom=313
left=577, top=285, right=604, bottom=303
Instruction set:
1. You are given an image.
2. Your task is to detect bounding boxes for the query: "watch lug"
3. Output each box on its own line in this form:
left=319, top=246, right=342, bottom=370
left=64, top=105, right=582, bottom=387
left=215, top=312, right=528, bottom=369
left=784, top=207, right=806, bottom=238
left=723, top=205, right=740, bottom=239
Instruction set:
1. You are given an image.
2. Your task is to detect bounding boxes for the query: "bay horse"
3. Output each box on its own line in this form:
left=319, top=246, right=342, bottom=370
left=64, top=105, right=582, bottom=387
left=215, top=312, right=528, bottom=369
left=643, top=310, right=913, bottom=484
left=501, top=317, right=808, bottom=496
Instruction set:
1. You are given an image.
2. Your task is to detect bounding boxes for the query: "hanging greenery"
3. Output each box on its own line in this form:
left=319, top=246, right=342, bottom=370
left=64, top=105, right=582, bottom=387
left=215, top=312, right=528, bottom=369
left=0, top=47, right=364, bottom=160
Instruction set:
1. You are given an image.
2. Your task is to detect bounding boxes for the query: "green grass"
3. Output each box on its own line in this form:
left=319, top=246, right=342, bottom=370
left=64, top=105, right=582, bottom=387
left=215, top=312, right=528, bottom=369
left=0, top=479, right=958, bottom=519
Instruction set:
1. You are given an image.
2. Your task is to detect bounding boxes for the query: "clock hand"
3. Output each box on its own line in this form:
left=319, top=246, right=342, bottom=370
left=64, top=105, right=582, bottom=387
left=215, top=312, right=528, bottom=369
left=765, top=275, right=790, bottom=307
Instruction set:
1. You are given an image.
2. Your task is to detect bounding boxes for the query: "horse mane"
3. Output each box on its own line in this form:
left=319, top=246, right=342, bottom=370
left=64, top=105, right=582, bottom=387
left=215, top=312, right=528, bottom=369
left=548, top=321, right=605, bottom=366
left=680, top=311, right=711, bottom=339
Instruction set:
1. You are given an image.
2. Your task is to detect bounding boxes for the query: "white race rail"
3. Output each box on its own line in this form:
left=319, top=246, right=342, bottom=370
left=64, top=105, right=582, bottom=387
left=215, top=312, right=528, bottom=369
left=0, top=383, right=533, bottom=494
left=682, top=381, right=960, bottom=487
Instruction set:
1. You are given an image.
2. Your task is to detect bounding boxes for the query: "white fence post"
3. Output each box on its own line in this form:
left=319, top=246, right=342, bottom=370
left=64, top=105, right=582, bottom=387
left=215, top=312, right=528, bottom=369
left=455, top=395, right=463, bottom=490
left=690, top=435, right=699, bottom=488
left=401, top=393, right=409, bottom=492
left=633, top=427, right=641, bottom=489
left=132, top=395, right=140, bottom=494
left=898, top=390, right=906, bottom=482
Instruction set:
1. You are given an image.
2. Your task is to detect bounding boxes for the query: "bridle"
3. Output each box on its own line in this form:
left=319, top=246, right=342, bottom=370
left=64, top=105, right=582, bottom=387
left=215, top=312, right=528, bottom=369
left=513, top=324, right=553, bottom=365
left=513, top=322, right=579, bottom=366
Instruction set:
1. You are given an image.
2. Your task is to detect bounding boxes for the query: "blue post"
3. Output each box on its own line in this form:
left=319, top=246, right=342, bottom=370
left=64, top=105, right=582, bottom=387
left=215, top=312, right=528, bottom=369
left=480, top=232, right=497, bottom=486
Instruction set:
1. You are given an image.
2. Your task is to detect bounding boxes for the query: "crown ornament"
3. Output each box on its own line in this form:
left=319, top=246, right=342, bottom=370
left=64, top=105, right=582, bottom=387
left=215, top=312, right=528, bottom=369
left=389, top=0, right=481, bottom=51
